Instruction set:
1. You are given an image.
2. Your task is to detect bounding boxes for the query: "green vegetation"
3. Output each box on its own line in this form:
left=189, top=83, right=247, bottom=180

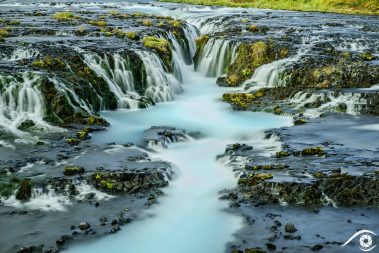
left=160, top=0, right=379, bottom=15
left=52, top=12, right=78, bottom=21
left=89, top=20, right=107, bottom=26
left=143, top=36, right=172, bottom=71
left=32, top=56, right=66, bottom=70
left=299, top=147, right=326, bottom=157
left=222, top=89, right=266, bottom=108
left=226, top=41, right=286, bottom=86
left=238, top=173, right=273, bottom=186
left=15, top=179, right=32, bottom=200
left=0, top=28, right=10, bottom=39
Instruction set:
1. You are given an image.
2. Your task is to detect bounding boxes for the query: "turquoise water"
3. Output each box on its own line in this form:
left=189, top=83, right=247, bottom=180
left=66, top=65, right=292, bottom=253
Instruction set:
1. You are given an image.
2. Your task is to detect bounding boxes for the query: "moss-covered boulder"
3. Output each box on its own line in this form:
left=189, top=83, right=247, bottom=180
left=143, top=36, right=172, bottom=72
left=64, top=166, right=85, bottom=176
left=226, top=41, right=288, bottom=86
left=222, top=89, right=266, bottom=109
left=15, top=179, right=32, bottom=200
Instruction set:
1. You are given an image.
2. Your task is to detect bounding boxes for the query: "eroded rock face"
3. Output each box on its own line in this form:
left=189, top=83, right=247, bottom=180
left=238, top=174, right=379, bottom=207
left=90, top=170, right=168, bottom=194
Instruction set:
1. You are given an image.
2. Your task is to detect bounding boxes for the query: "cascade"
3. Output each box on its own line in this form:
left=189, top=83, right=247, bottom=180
left=195, top=38, right=239, bottom=77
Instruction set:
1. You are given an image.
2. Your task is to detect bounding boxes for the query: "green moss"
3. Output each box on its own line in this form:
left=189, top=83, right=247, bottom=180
left=273, top=106, right=282, bottom=115
left=360, top=51, right=376, bottom=61
left=300, top=147, right=326, bottom=157
left=247, top=24, right=259, bottom=32
left=195, top=35, right=209, bottom=51
left=76, top=127, right=91, bottom=140
left=238, top=173, right=273, bottom=186
left=64, top=166, right=85, bottom=176
left=275, top=151, right=290, bottom=158
left=143, top=36, right=172, bottom=71
left=87, top=116, right=108, bottom=126
left=169, top=19, right=182, bottom=28
left=66, top=138, right=80, bottom=145
left=222, top=89, right=266, bottom=109
left=245, top=164, right=287, bottom=171
left=226, top=41, right=282, bottom=86
left=0, top=28, right=10, bottom=38
left=52, top=12, right=78, bottom=21
left=313, top=172, right=326, bottom=178
left=89, top=20, right=107, bottom=26
left=32, top=56, right=66, bottom=70
left=160, top=0, right=379, bottom=16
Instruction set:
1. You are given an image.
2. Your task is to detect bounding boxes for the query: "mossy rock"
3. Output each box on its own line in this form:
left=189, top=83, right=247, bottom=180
left=275, top=151, right=291, bottom=158
left=52, top=12, right=78, bottom=21
left=360, top=51, right=376, bottom=61
left=294, top=118, right=307, bottom=125
left=15, top=179, right=32, bottom=200
left=32, top=56, right=66, bottom=70
left=76, top=127, right=91, bottom=140
left=226, top=41, right=288, bottom=86
left=298, top=147, right=326, bottom=157
left=245, top=164, right=287, bottom=171
left=66, top=138, right=80, bottom=145
left=238, top=173, right=273, bottom=186
left=222, top=89, right=266, bottom=109
left=64, top=166, right=85, bottom=176
left=143, top=36, right=172, bottom=72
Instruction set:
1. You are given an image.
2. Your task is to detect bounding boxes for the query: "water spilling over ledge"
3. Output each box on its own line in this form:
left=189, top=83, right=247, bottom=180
left=0, top=1, right=379, bottom=253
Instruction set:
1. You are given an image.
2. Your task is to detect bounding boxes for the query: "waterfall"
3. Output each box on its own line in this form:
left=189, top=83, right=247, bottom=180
left=4, top=48, right=40, bottom=61
left=0, top=72, right=61, bottom=136
left=48, top=77, right=93, bottom=114
left=137, top=50, right=183, bottom=103
left=289, top=91, right=367, bottom=117
left=196, top=38, right=239, bottom=77
left=83, top=53, right=141, bottom=109
left=242, top=58, right=288, bottom=89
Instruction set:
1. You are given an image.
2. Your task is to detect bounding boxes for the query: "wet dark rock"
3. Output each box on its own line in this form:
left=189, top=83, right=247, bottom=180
left=15, top=179, right=32, bottom=200
left=311, top=244, right=324, bottom=251
left=17, top=245, right=43, bottom=253
left=90, top=169, right=168, bottom=194
left=284, top=223, right=297, bottom=233
left=63, top=166, right=85, bottom=176
left=265, top=243, right=276, bottom=251
left=56, top=235, right=72, bottom=246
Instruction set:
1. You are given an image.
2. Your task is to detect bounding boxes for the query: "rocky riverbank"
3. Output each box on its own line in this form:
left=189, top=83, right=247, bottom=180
left=0, top=1, right=378, bottom=253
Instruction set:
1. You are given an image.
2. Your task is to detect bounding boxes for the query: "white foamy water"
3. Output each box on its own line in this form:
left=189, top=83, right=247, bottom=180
left=65, top=61, right=292, bottom=253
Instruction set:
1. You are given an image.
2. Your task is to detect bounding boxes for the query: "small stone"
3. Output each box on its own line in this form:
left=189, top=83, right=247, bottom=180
left=285, top=223, right=297, bottom=233
left=266, top=243, right=277, bottom=251
left=311, top=245, right=324, bottom=251
left=79, top=221, right=90, bottom=230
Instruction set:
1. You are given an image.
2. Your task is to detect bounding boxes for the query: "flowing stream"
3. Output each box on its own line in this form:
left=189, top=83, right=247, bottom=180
left=65, top=62, right=292, bottom=252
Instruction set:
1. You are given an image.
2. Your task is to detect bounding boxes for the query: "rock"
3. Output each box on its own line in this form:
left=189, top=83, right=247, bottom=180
left=15, top=179, right=32, bottom=200
left=18, top=120, right=35, bottom=130
left=56, top=235, right=72, bottom=246
left=284, top=234, right=301, bottom=240
left=311, top=245, right=324, bottom=251
left=63, top=166, right=85, bottom=176
left=79, top=221, right=90, bottom=230
left=266, top=243, right=276, bottom=251
left=285, top=223, right=298, bottom=233
left=17, top=245, right=42, bottom=253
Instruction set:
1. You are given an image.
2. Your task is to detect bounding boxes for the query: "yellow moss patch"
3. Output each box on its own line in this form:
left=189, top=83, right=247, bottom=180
left=32, top=56, right=66, bottom=70
left=143, top=36, right=172, bottom=70
left=142, top=19, right=153, bottom=26
left=89, top=20, right=107, bottom=26
left=52, top=12, right=78, bottom=21
left=222, top=89, right=266, bottom=108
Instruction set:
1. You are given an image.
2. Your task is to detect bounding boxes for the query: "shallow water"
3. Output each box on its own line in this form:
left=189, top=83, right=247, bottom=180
left=65, top=63, right=292, bottom=252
